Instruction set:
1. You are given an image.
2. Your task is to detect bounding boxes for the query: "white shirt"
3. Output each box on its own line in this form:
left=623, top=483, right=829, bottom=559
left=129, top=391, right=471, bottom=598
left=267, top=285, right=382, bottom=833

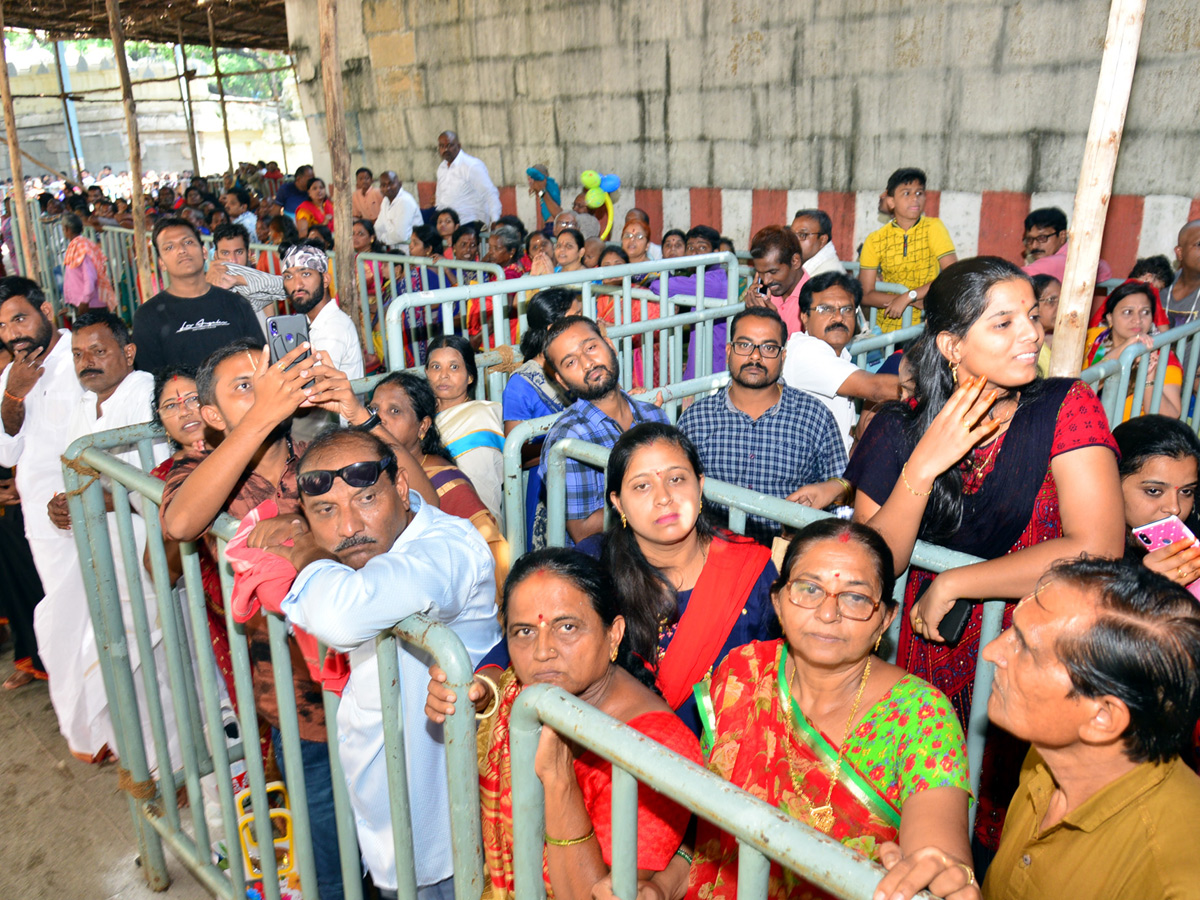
left=281, top=492, right=500, bottom=889
left=435, top=150, right=502, bottom=226
left=374, top=188, right=423, bottom=249
left=803, top=240, right=847, bottom=279
left=66, top=371, right=170, bottom=485
left=782, top=331, right=859, bottom=453
left=309, top=300, right=365, bottom=381
left=0, top=331, right=83, bottom=542
left=647, top=242, right=663, bottom=261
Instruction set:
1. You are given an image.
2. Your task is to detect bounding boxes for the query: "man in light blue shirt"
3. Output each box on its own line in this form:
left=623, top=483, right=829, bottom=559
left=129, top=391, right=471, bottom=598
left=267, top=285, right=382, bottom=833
left=258, top=427, right=499, bottom=899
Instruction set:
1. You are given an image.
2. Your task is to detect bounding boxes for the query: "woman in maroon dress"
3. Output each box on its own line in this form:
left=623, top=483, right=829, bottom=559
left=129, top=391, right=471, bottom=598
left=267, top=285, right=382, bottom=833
left=843, top=256, right=1125, bottom=854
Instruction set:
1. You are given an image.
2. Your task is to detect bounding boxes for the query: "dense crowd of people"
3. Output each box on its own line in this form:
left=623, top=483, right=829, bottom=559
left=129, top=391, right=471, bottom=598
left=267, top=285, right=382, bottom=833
left=1, top=134, right=1199, bottom=900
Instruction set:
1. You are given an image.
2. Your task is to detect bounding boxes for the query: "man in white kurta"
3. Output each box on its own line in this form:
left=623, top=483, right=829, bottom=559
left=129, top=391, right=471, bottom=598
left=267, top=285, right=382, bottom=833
left=434, top=131, right=501, bottom=228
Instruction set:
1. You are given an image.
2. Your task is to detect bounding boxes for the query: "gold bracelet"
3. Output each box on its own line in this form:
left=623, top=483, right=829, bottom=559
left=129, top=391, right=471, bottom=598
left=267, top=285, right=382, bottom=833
left=901, top=463, right=932, bottom=497
left=832, top=477, right=853, bottom=501
left=475, top=673, right=500, bottom=720
left=544, top=829, right=595, bottom=847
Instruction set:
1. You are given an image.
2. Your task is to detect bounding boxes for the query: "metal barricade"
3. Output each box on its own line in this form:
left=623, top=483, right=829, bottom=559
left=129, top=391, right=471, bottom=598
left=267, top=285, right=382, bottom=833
left=62, top=422, right=485, bottom=900
left=541, top=438, right=999, bottom=824
left=1079, top=317, right=1200, bottom=427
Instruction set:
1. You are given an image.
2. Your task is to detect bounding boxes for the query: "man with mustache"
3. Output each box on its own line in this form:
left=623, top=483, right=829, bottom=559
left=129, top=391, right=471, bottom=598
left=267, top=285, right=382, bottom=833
left=249, top=426, right=499, bottom=900
left=39, top=311, right=179, bottom=763
left=537, top=316, right=668, bottom=546
left=281, top=243, right=364, bottom=381
left=0, top=277, right=78, bottom=693
left=678, top=306, right=847, bottom=544
left=782, top=271, right=901, bottom=454
left=159, top=337, right=436, bottom=900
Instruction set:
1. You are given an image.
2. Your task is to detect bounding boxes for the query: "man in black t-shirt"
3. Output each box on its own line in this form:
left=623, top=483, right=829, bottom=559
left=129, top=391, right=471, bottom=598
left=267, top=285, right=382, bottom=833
left=132, top=216, right=264, bottom=373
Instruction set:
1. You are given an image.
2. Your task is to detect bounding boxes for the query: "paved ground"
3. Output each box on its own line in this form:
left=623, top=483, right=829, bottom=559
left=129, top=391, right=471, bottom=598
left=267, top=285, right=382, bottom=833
left=0, top=644, right=211, bottom=900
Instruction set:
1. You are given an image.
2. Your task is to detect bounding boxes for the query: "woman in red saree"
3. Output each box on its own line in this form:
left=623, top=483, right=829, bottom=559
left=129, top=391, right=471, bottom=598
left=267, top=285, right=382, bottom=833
left=686, top=520, right=975, bottom=900
left=844, top=257, right=1124, bottom=852
left=462, top=549, right=700, bottom=900
left=453, top=422, right=779, bottom=735
left=296, top=177, right=334, bottom=238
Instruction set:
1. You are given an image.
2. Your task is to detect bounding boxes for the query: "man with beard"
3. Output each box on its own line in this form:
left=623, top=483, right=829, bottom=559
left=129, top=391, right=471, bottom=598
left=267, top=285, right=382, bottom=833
left=36, top=311, right=179, bottom=763
left=537, top=316, right=668, bottom=546
left=782, top=272, right=900, bottom=454
left=282, top=244, right=364, bottom=380
left=131, top=216, right=263, bottom=373
left=0, top=277, right=77, bottom=693
left=678, top=307, right=847, bottom=544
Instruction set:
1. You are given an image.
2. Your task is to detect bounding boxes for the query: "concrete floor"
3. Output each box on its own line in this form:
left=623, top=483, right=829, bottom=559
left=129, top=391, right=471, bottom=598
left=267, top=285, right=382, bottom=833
left=0, top=644, right=211, bottom=900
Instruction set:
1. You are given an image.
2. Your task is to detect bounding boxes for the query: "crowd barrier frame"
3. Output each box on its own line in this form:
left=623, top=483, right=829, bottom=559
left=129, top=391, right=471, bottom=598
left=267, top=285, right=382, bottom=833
left=62, top=422, right=485, bottom=900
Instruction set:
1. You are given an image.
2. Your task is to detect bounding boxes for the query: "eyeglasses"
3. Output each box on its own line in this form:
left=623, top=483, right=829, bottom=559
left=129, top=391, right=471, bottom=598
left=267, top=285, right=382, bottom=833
left=812, top=304, right=855, bottom=317
left=297, top=455, right=395, bottom=496
left=1023, top=231, right=1064, bottom=247
left=730, top=339, right=783, bottom=358
left=783, top=579, right=881, bottom=621
left=157, top=394, right=200, bottom=417
left=621, top=232, right=647, bottom=241
left=794, top=231, right=828, bottom=241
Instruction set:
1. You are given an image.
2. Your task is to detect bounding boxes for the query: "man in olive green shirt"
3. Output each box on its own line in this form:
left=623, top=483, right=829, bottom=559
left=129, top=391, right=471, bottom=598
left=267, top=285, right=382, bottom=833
left=981, top=557, right=1200, bottom=899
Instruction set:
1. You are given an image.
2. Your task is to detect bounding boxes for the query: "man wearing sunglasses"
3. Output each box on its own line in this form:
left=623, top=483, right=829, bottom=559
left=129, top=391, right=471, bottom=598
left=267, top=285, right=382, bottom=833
left=677, top=306, right=847, bottom=544
left=159, top=336, right=437, bottom=900
left=250, top=427, right=500, bottom=900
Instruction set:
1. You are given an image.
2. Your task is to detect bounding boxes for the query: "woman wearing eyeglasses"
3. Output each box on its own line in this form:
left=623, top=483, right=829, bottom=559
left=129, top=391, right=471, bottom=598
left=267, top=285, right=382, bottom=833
left=1083, top=280, right=1182, bottom=420
left=687, top=519, right=976, bottom=900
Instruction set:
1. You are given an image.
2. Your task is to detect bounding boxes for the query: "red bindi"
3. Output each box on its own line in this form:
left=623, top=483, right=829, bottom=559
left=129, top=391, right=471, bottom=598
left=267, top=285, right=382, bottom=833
left=838, top=532, right=851, bottom=543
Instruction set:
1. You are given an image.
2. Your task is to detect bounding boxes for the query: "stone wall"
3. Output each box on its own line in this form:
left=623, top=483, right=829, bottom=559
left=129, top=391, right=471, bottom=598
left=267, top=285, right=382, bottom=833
left=286, top=0, right=1200, bottom=195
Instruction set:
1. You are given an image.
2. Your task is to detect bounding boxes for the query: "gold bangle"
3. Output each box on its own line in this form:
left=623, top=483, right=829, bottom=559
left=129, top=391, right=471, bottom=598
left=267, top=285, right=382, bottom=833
left=475, top=673, right=500, bottom=720
left=832, top=477, right=853, bottom=501
left=545, top=829, right=595, bottom=847
left=901, top=463, right=932, bottom=497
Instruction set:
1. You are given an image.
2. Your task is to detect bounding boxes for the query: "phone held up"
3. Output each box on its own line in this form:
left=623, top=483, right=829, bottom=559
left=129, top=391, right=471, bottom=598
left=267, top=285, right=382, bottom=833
left=267, top=314, right=315, bottom=389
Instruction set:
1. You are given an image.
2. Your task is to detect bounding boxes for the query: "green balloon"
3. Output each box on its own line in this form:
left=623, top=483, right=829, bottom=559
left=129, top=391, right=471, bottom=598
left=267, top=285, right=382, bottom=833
left=580, top=170, right=601, bottom=190
left=586, top=187, right=606, bottom=208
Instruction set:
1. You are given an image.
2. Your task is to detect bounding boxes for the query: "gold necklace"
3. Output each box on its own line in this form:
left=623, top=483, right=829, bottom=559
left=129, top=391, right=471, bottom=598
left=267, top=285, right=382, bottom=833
left=784, top=656, right=872, bottom=834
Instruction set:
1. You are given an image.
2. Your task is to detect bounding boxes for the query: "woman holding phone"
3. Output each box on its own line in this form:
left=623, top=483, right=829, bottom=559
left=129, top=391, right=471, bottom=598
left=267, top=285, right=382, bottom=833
left=843, top=256, right=1124, bottom=852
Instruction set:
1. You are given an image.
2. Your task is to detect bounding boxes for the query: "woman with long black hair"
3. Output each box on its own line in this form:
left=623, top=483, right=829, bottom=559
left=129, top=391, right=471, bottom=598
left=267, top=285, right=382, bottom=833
left=844, top=255, right=1124, bottom=855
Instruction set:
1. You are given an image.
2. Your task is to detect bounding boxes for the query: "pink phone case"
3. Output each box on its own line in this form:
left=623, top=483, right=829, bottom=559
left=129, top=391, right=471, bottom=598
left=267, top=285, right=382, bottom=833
left=1131, top=516, right=1197, bottom=553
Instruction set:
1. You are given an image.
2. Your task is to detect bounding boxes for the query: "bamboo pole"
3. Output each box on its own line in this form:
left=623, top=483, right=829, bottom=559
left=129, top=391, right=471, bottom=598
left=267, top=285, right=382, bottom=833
left=269, top=78, right=288, bottom=174
left=4, top=60, right=297, bottom=99
left=1048, top=0, right=1147, bottom=376
left=53, top=42, right=84, bottom=182
left=0, top=0, right=39, bottom=281
left=106, top=0, right=155, bottom=306
left=206, top=7, right=235, bottom=177
left=176, top=24, right=201, bottom=177
left=317, top=0, right=363, bottom=345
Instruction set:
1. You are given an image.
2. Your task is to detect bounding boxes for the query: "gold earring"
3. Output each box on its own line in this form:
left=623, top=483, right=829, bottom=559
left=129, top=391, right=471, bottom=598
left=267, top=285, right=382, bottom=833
left=874, top=634, right=883, bottom=653
left=948, top=360, right=959, bottom=383
left=610, top=646, right=619, bottom=662
left=620, top=512, right=627, bottom=529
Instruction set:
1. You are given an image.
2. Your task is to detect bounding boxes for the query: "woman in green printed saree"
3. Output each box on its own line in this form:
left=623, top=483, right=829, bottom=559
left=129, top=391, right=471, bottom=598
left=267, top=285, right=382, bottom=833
left=687, top=519, right=979, bottom=900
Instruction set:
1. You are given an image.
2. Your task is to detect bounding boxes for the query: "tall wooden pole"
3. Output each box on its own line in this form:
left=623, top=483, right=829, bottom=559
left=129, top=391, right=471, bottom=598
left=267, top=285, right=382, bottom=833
left=269, top=78, right=289, bottom=174
left=0, top=2, right=39, bottom=281
left=206, top=7, right=235, bottom=177
left=317, top=0, right=363, bottom=344
left=53, top=42, right=85, bottom=183
left=1048, top=0, right=1147, bottom=376
left=106, top=0, right=155, bottom=305
left=175, top=23, right=202, bottom=177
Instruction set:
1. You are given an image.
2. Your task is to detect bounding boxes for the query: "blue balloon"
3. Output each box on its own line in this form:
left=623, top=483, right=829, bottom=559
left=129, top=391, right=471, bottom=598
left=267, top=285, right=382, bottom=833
left=600, top=173, right=621, bottom=193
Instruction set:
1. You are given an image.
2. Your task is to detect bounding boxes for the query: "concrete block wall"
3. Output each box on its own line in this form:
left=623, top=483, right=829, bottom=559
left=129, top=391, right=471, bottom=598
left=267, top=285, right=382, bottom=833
left=284, top=0, right=1200, bottom=272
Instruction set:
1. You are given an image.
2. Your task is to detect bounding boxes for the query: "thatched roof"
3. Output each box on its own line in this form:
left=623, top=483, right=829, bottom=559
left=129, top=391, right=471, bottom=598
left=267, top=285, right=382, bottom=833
left=7, top=0, right=288, bottom=52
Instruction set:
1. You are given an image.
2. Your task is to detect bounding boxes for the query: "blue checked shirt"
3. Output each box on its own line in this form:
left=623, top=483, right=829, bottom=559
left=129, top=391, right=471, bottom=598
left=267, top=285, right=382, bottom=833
left=678, top=386, right=848, bottom=541
left=537, top=392, right=669, bottom=545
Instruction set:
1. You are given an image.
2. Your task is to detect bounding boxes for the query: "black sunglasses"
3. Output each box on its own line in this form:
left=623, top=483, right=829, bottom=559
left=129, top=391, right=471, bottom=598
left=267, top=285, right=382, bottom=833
left=297, top=455, right=395, bottom=496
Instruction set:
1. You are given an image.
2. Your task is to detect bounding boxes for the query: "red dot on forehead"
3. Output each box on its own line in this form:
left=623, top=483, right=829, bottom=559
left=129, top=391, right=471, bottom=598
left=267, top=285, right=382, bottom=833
left=838, top=532, right=851, bottom=543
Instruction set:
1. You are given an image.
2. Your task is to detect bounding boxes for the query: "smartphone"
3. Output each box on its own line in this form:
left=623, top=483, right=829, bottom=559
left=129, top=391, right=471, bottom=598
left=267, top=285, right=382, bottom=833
left=1131, top=515, right=1197, bottom=553
left=913, top=578, right=973, bottom=646
left=266, top=314, right=314, bottom=388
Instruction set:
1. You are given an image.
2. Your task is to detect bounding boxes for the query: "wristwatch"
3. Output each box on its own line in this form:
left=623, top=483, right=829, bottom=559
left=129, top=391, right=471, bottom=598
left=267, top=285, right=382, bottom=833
left=907, top=289, right=918, bottom=301
left=537, top=190, right=545, bottom=198
left=355, top=411, right=382, bottom=432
